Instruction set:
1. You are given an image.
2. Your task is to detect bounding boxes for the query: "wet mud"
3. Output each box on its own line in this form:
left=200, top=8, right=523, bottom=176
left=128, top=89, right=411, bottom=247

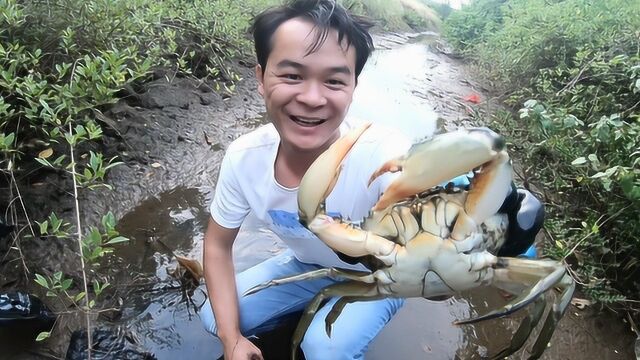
left=4, top=33, right=636, bottom=359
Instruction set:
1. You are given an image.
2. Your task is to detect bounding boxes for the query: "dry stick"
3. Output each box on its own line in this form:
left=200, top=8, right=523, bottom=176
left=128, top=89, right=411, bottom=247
left=67, top=122, right=92, bottom=360
left=5, top=113, right=35, bottom=276
left=0, top=223, right=30, bottom=265
left=555, top=58, right=595, bottom=96
left=9, top=166, right=36, bottom=277
left=561, top=204, right=632, bottom=263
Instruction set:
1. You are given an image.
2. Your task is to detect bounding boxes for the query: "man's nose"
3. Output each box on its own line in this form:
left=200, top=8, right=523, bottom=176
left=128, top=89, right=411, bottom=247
left=296, top=81, right=327, bottom=107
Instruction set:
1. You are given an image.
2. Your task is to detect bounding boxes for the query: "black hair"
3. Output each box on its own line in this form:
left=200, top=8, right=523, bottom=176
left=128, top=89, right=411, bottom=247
left=251, top=0, right=375, bottom=79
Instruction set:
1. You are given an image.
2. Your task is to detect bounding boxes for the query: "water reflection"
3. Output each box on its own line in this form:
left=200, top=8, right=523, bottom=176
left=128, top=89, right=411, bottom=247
left=348, top=39, right=439, bottom=142
left=115, top=186, right=210, bottom=277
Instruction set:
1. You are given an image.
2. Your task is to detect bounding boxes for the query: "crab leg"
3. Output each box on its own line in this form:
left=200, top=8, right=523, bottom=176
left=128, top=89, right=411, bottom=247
left=483, top=271, right=574, bottom=360
left=291, top=281, right=380, bottom=360
left=455, top=258, right=567, bottom=325
left=491, top=295, right=546, bottom=359
left=324, top=294, right=386, bottom=337
left=306, top=216, right=400, bottom=261
left=243, top=268, right=375, bottom=296
left=527, top=273, right=575, bottom=359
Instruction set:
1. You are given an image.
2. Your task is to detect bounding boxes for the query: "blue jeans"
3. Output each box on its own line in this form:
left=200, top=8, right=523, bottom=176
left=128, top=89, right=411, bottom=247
left=200, top=249, right=405, bottom=360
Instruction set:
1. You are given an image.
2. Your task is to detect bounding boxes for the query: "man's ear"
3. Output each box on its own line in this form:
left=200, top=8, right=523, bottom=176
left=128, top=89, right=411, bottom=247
left=255, top=65, right=264, bottom=96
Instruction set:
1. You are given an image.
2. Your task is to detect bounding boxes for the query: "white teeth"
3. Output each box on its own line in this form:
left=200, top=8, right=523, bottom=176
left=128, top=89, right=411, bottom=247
left=298, top=117, right=322, bottom=123
left=292, top=116, right=325, bottom=125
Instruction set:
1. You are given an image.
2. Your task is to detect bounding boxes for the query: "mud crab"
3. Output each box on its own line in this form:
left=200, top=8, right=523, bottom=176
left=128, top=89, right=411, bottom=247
left=245, top=123, right=575, bottom=360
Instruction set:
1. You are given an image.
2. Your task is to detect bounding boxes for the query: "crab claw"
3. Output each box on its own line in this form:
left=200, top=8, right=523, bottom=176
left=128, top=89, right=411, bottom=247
left=369, top=128, right=508, bottom=211
left=298, top=123, right=371, bottom=225
left=297, top=123, right=399, bottom=260
left=450, top=148, right=512, bottom=242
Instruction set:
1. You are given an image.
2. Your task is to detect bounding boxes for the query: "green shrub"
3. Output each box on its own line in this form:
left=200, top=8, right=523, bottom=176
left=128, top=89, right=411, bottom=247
left=443, top=0, right=506, bottom=51
left=444, top=0, right=640, bottom=305
left=1, top=0, right=275, bottom=345
left=0, top=0, right=264, bottom=175
left=419, top=0, right=453, bottom=20
left=447, top=0, right=640, bottom=89
left=339, top=0, right=441, bottom=31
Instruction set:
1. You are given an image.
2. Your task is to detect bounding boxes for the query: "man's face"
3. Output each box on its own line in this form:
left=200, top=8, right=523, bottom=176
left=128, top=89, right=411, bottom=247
left=256, top=17, right=357, bottom=153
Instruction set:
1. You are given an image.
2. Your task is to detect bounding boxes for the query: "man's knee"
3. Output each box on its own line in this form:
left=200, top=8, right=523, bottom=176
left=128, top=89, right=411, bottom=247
left=300, top=330, right=361, bottom=360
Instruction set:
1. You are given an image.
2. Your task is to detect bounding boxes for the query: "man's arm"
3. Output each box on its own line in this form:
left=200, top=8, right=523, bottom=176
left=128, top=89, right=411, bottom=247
left=203, top=218, right=262, bottom=359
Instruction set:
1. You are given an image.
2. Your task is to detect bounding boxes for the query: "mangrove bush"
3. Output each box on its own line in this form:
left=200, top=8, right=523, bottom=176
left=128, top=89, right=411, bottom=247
left=444, top=0, right=640, bottom=307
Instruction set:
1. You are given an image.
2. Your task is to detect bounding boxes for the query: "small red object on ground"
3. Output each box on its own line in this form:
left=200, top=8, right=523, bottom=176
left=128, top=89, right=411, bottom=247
left=463, top=93, right=481, bottom=104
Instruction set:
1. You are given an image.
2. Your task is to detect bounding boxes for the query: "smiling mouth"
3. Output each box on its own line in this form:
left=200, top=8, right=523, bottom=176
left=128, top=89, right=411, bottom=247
left=290, top=115, right=327, bottom=127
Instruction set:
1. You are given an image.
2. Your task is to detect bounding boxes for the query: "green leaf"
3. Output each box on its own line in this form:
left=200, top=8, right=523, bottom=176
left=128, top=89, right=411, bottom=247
left=571, top=157, right=587, bottom=165
left=102, top=211, right=116, bottom=230
left=3, top=132, right=14, bottom=147
left=105, top=236, right=128, bottom=245
left=74, top=292, right=86, bottom=302
left=37, top=220, right=48, bottom=235
left=35, top=158, right=53, bottom=168
left=65, top=132, right=75, bottom=145
left=620, top=175, right=635, bottom=195
left=93, top=280, right=110, bottom=297
left=34, top=274, right=49, bottom=288
left=61, top=278, right=73, bottom=291
left=89, top=151, right=99, bottom=170
left=36, top=332, right=50, bottom=342
left=53, top=155, right=67, bottom=166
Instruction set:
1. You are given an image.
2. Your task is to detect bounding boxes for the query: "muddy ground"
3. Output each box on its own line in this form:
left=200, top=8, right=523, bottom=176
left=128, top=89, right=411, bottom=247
left=1, top=32, right=637, bottom=359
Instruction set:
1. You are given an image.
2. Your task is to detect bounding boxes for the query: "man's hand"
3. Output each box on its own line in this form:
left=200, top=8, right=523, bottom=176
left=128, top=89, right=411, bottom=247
left=223, top=336, right=263, bottom=360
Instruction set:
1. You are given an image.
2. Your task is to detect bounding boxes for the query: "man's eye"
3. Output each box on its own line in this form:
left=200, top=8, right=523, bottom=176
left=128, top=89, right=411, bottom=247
left=283, top=74, right=301, bottom=80
left=327, top=79, right=345, bottom=86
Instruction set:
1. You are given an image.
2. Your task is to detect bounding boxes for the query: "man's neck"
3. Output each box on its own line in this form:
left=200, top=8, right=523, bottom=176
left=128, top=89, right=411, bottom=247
left=274, top=137, right=337, bottom=188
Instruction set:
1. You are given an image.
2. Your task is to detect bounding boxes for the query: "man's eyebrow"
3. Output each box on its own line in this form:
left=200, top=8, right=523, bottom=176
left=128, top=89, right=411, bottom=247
left=275, top=60, right=352, bottom=75
left=276, top=60, right=305, bottom=70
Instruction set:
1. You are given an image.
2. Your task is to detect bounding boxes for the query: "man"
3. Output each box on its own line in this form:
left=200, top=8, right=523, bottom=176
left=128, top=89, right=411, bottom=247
left=200, top=1, right=410, bottom=359
left=200, top=1, right=543, bottom=359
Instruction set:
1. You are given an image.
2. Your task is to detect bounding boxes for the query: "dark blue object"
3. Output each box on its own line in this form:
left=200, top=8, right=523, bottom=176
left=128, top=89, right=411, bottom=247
left=0, top=292, right=56, bottom=331
left=497, top=184, right=545, bottom=257
left=66, top=327, right=157, bottom=360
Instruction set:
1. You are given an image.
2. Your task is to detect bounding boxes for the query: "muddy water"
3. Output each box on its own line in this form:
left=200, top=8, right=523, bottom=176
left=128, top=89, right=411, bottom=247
left=104, top=33, right=636, bottom=360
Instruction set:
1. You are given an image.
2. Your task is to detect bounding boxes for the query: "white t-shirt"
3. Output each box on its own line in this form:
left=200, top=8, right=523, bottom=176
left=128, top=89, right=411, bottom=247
left=210, top=119, right=411, bottom=270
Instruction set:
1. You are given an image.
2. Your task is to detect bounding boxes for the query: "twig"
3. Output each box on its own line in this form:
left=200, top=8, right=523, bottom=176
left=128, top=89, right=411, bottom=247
left=68, top=122, right=93, bottom=360
left=8, top=163, right=36, bottom=277
left=68, top=56, right=92, bottom=360
left=561, top=215, right=603, bottom=262
left=0, top=223, right=31, bottom=265
left=623, top=99, right=640, bottom=118
left=561, top=204, right=632, bottom=262
left=565, top=264, right=588, bottom=286
left=555, top=58, right=594, bottom=96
